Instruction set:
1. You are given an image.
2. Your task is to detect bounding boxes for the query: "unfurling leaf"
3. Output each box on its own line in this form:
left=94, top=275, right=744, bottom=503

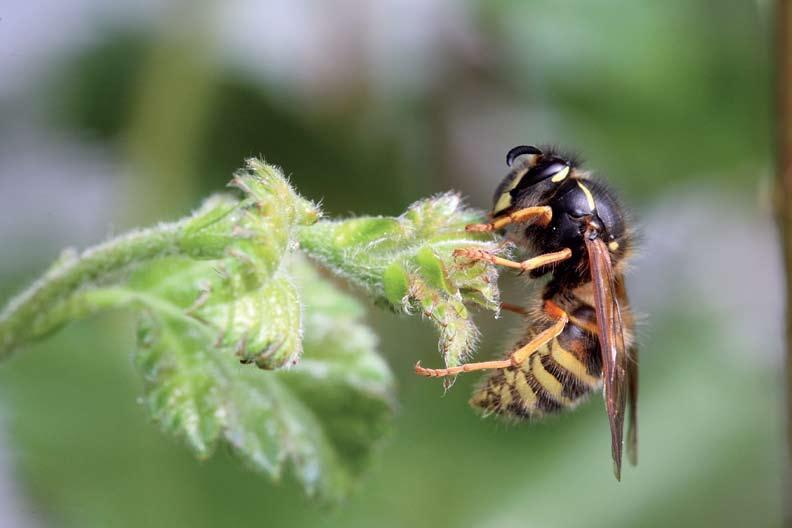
left=0, top=159, right=396, bottom=500
left=298, top=193, right=501, bottom=375
left=134, top=256, right=394, bottom=501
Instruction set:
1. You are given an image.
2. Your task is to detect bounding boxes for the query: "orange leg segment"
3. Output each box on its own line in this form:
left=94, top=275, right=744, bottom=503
left=415, top=310, right=569, bottom=378
left=453, top=247, right=572, bottom=272
left=465, top=206, right=552, bottom=233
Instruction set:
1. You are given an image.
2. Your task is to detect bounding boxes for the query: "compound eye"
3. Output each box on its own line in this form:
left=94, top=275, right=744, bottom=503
left=535, top=161, right=570, bottom=183
left=506, top=145, right=543, bottom=167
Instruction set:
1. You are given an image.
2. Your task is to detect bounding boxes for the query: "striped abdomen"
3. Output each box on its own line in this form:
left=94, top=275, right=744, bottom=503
left=470, top=306, right=603, bottom=419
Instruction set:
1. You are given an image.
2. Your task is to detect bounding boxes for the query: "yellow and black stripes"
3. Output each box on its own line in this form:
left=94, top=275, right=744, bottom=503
left=470, top=327, right=603, bottom=419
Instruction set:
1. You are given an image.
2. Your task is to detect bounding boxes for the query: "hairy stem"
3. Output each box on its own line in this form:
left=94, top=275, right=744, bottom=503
left=0, top=220, right=187, bottom=356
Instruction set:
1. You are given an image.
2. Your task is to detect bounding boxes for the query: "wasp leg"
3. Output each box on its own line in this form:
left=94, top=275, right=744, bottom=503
left=465, top=206, right=552, bottom=232
left=453, top=247, right=572, bottom=272
left=500, top=302, right=529, bottom=316
left=415, top=309, right=568, bottom=378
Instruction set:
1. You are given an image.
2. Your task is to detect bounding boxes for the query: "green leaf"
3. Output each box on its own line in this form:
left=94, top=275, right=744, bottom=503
left=0, top=159, right=397, bottom=500
left=298, top=193, right=501, bottom=376
left=0, top=159, right=319, bottom=360
left=1, top=156, right=500, bottom=497
left=129, top=256, right=304, bottom=370
left=133, top=255, right=395, bottom=501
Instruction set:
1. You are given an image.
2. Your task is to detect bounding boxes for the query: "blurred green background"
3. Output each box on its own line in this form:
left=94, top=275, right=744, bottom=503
left=0, top=1, right=783, bottom=527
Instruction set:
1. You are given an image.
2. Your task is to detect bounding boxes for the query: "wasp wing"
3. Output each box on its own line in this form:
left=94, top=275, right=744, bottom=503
left=626, top=341, right=638, bottom=466
left=584, top=236, right=628, bottom=480
left=615, top=276, right=639, bottom=467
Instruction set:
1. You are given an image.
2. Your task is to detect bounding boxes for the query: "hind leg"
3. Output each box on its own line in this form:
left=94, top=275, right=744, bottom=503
left=415, top=305, right=568, bottom=378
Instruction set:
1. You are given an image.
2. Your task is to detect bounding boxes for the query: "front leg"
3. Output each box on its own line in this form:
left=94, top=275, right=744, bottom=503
left=465, top=206, right=552, bottom=232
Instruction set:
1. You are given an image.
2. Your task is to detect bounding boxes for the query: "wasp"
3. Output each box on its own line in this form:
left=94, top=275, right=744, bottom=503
left=415, top=145, right=638, bottom=479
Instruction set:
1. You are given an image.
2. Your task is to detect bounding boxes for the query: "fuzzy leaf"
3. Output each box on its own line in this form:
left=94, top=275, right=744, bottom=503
left=133, top=255, right=394, bottom=501
left=0, top=159, right=397, bottom=499
left=0, top=159, right=319, bottom=361
left=1, top=156, right=497, bottom=499
left=298, top=193, right=501, bottom=375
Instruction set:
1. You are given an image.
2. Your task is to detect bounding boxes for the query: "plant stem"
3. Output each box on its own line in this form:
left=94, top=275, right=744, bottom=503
left=776, top=0, right=792, bottom=520
left=0, top=221, right=185, bottom=357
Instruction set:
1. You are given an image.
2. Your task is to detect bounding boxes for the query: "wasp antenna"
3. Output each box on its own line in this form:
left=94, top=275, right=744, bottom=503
left=506, top=145, right=542, bottom=167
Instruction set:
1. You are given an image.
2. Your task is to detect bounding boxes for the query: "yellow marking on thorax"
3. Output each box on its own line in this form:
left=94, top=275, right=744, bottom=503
left=531, top=353, right=570, bottom=405
left=492, top=157, right=539, bottom=215
left=550, top=340, right=600, bottom=387
left=493, top=193, right=513, bottom=215
left=551, top=165, right=570, bottom=182
left=608, top=241, right=620, bottom=251
left=577, top=182, right=596, bottom=211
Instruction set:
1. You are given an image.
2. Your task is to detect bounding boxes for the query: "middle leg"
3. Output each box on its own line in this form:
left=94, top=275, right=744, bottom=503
left=454, top=247, right=572, bottom=272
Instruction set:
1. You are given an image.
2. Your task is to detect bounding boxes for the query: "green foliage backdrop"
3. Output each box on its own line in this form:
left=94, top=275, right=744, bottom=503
left=0, top=1, right=781, bottom=527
